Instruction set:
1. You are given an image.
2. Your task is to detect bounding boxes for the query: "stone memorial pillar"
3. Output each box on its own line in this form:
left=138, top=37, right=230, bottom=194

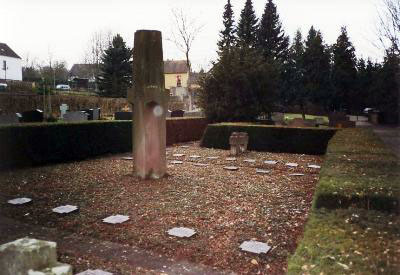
left=128, top=30, right=169, bottom=179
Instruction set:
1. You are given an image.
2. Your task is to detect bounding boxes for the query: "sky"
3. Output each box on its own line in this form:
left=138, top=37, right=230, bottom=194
left=2, top=0, right=386, bottom=71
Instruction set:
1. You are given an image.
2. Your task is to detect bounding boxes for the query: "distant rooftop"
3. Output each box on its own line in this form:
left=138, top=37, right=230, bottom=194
left=164, top=60, right=188, bottom=74
left=0, top=43, right=21, bottom=59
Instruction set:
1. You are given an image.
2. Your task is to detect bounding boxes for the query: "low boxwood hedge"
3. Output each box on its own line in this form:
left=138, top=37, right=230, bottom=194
left=313, top=128, right=400, bottom=213
left=0, top=118, right=207, bottom=169
left=200, top=123, right=337, bottom=155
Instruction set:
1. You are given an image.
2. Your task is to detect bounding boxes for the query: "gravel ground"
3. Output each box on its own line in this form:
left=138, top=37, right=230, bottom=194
left=0, top=142, right=322, bottom=274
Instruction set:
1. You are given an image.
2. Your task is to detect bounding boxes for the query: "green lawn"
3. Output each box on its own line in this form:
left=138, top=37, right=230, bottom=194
left=284, top=113, right=329, bottom=123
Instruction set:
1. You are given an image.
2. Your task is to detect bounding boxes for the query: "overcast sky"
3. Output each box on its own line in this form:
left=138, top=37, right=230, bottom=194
left=2, top=0, right=385, bottom=71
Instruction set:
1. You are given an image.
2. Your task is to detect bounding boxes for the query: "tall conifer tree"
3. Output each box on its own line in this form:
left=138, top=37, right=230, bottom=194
left=332, top=27, right=357, bottom=112
left=218, top=0, right=235, bottom=54
left=257, top=0, right=289, bottom=62
left=97, top=34, right=132, bottom=98
left=303, top=26, right=332, bottom=110
left=236, top=0, right=258, bottom=48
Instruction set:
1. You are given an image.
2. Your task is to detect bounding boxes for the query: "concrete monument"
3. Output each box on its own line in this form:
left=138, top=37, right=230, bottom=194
left=128, top=30, right=169, bottom=179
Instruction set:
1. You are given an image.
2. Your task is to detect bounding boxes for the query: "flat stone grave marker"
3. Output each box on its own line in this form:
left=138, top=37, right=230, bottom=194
left=286, top=163, right=299, bottom=167
left=121, top=156, right=133, bottom=160
left=63, top=111, right=88, bottom=122
left=180, top=145, right=190, bottom=148
left=240, top=240, right=271, bottom=254
left=244, top=159, right=256, bottom=163
left=193, top=163, right=208, bottom=167
left=264, top=160, right=278, bottom=165
left=256, top=169, right=270, bottom=174
left=76, top=269, right=113, bottom=275
left=170, top=160, right=183, bottom=164
left=289, top=173, right=305, bottom=177
left=173, top=153, right=185, bottom=157
left=224, top=166, right=239, bottom=171
left=168, top=227, right=196, bottom=238
left=207, top=156, right=219, bottom=160
left=308, top=165, right=321, bottom=169
left=189, top=155, right=201, bottom=159
left=102, top=215, right=130, bottom=224
left=226, top=157, right=237, bottom=161
left=52, top=205, right=78, bottom=214
left=8, top=198, right=32, bottom=205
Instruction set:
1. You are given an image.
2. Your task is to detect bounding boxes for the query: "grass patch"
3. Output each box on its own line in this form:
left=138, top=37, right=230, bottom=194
left=313, top=128, right=399, bottom=213
left=288, top=208, right=400, bottom=274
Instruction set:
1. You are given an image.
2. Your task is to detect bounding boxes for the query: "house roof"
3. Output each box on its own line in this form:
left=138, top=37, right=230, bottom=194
left=69, top=64, right=98, bottom=78
left=164, top=60, right=188, bottom=74
left=0, top=43, right=21, bottom=59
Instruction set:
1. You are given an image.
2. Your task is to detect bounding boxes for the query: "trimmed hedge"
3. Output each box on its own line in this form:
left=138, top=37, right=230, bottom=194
left=288, top=209, right=400, bottom=274
left=288, top=128, right=400, bottom=274
left=200, top=123, right=336, bottom=155
left=0, top=118, right=207, bottom=169
left=313, top=128, right=400, bottom=213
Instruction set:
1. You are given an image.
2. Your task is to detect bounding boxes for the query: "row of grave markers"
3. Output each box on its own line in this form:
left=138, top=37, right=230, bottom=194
left=8, top=198, right=271, bottom=255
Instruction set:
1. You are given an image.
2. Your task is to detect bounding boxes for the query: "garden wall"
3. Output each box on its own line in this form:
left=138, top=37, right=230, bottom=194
left=200, top=123, right=337, bottom=155
left=0, top=118, right=207, bottom=169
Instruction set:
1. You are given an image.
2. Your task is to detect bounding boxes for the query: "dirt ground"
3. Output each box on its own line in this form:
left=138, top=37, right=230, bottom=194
left=0, top=142, right=322, bottom=274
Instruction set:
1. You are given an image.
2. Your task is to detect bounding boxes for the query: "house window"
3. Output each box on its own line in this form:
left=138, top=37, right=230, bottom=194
left=2, top=60, right=6, bottom=70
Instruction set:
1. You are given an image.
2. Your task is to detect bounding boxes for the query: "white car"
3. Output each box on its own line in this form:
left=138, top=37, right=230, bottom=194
left=56, top=84, right=71, bottom=91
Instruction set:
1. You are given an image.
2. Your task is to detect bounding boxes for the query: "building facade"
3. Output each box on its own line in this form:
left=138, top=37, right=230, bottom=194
left=0, top=43, right=22, bottom=82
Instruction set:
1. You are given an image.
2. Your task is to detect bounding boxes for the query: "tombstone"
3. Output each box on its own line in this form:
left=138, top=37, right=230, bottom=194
left=315, top=117, right=326, bottom=126
left=128, top=30, right=169, bottom=179
left=0, top=237, right=72, bottom=275
left=82, top=108, right=101, bottom=120
left=167, top=227, right=196, bottom=238
left=171, top=109, right=185, bottom=117
left=102, top=215, right=130, bottom=224
left=0, top=113, right=22, bottom=124
left=166, top=110, right=172, bottom=118
left=60, top=104, right=69, bottom=118
left=328, top=112, right=355, bottom=128
left=183, top=111, right=204, bottom=117
left=114, top=111, right=132, bottom=120
left=229, top=132, right=249, bottom=156
left=21, top=109, right=43, bottom=123
left=239, top=240, right=271, bottom=254
left=63, top=111, right=89, bottom=122
left=76, top=270, right=113, bottom=275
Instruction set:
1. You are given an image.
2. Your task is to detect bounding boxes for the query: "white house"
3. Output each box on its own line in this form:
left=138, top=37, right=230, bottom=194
left=0, top=43, right=22, bottom=82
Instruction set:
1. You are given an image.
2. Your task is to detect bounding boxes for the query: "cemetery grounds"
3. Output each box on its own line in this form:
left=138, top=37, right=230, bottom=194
left=0, top=142, right=323, bottom=274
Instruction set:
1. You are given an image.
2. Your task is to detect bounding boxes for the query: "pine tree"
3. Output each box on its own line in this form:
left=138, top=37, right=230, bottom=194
left=217, top=0, right=236, bottom=54
left=303, top=26, right=332, bottom=110
left=257, top=0, right=289, bottom=62
left=332, top=27, right=357, bottom=112
left=236, top=0, right=258, bottom=48
left=97, top=34, right=132, bottom=98
left=283, top=30, right=308, bottom=118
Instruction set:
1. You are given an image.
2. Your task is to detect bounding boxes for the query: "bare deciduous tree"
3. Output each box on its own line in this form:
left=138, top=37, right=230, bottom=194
left=83, top=30, right=113, bottom=74
left=378, top=0, right=400, bottom=54
left=168, top=9, right=203, bottom=73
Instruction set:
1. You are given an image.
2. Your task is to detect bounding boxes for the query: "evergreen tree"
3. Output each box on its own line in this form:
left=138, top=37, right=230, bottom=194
left=283, top=30, right=308, bottom=118
left=257, top=0, right=289, bottom=62
left=303, top=26, right=332, bottom=110
left=198, top=47, right=279, bottom=122
left=236, top=0, right=258, bottom=48
left=217, top=0, right=236, bottom=54
left=97, top=34, right=132, bottom=98
left=331, top=27, right=357, bottom=112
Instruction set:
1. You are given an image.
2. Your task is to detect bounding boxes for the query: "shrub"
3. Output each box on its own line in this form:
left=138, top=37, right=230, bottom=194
left=0, top=118, right=207, bottom=169
left=200, top=123, right=336, bottom=155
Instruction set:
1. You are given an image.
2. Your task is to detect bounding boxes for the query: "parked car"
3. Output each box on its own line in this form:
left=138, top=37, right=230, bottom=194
left=56, top=84, right=71, bottom=91
left=0, top=83, right=7, bottom=92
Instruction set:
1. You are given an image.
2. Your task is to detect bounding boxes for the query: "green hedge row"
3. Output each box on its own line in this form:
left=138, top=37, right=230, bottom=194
left=288, top=128, right=400, bottom=273
left=313, top=128, right=399, bottom=213
left=0, top=118, right=207, bottom=169
left=200, top=123, right=337, bottom=155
